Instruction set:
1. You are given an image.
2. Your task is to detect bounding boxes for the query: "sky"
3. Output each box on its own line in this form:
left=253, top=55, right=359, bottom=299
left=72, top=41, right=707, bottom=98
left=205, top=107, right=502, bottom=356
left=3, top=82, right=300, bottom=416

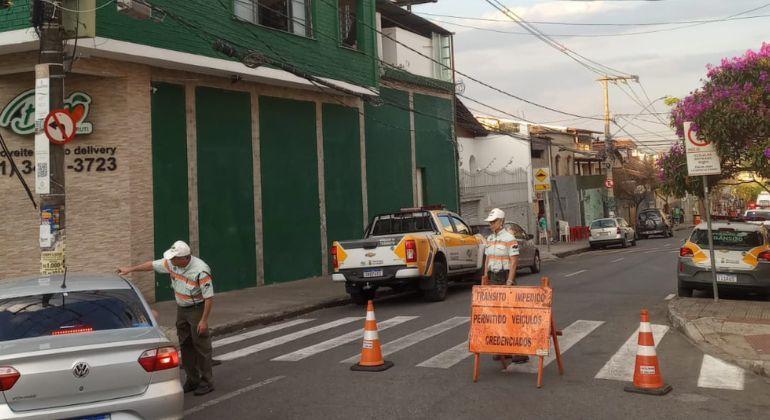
left=410, top=0, right=770, bottom=153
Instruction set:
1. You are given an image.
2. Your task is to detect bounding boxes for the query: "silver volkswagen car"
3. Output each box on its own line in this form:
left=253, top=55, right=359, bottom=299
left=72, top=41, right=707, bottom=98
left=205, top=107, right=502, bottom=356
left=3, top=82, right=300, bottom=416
left=0, top=274, right=183, bottom=419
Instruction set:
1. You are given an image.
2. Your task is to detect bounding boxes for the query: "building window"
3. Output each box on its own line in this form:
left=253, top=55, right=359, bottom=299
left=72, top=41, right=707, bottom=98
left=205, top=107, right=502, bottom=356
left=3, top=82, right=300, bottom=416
left=339, top=0, right=358, bottom=48
left=432, top=33, right=452, bottom=81
left=234, top=0, right=312, bottom=37
left=469, top=155, right=477, bottom=172
left=566, top=156, right=572, bottom=175
left=531, top=149, right=544, bottom=159
left=554, top=156, right=560, bottom=176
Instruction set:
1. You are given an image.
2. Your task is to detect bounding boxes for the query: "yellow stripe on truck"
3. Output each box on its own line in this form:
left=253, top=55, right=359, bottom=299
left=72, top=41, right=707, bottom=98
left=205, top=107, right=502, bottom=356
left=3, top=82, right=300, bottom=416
left=333, top=242, right=348, bottom=264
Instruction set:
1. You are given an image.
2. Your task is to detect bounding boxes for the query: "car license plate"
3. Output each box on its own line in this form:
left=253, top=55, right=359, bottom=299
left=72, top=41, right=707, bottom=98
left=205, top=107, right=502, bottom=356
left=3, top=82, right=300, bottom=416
left=363, top=269, right=383, bottom=278
left=717, top=273, right=737, bottom=283
left=74, top=415, right=110, bottom=420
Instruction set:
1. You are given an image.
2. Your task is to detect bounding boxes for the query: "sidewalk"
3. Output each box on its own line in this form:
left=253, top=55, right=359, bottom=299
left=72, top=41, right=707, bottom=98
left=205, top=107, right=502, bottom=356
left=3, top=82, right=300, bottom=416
left=538, top=240, right=591, bottom=261
left=151, top=275, right=349, bottom=344
left=668, top=297, right=770, bottom=377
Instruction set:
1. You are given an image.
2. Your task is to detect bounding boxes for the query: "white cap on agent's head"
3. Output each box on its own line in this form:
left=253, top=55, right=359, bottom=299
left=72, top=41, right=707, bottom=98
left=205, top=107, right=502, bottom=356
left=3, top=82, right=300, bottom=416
left=484, top=208, right=505, bottom=222
left=163, top=240, right=191, bottom=260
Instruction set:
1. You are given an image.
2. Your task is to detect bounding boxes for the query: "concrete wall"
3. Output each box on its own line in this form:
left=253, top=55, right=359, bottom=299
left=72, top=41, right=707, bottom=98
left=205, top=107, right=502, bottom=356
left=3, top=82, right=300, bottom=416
left=381, top=27, right=434, bottom=79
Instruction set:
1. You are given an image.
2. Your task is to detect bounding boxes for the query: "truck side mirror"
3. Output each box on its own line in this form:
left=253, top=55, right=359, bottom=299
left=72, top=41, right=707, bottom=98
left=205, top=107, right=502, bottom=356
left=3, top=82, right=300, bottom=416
left=471, top=226, right=480, bottom=235
left=527, top=234, right=534, bottom=240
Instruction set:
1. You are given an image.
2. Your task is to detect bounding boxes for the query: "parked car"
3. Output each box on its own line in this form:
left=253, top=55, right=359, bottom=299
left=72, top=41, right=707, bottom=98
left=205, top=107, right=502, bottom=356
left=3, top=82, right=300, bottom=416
left=589, top=217, right=636, bottom=249
left=636, top=208, right=673, bottom=239
left=0, top=273, right=184, bottom=419
left=469, top=222, right=541, bottom=275
left=744, top=209, right=770, bottom=227
left=678, top=221, right=770, bottom=297
left=504, top=222, right=541, bottom=274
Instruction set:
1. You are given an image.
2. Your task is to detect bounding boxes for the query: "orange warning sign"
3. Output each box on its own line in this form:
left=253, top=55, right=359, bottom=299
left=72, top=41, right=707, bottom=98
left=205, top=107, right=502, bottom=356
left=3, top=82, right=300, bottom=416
left=470, top=278, right=564, bottom=388
left=469, top=285, right=552, bottom=356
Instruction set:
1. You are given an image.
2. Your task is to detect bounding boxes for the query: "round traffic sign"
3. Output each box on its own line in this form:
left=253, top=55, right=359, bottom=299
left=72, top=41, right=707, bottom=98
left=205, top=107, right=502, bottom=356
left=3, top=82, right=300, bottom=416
left=44, top=109, right=76, bottom=145
left=605, top=179, right=615, bottom=188
left=686, top=125, right=709, bottom=147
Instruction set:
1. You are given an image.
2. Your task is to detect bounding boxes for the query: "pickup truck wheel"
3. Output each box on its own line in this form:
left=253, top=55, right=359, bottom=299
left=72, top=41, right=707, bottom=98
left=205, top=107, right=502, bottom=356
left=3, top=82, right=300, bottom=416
left=349, top=288, right=376, bottom=305
left=423, top=260, right=448, bottom=302
left=530, top=252, right=541, bottom=274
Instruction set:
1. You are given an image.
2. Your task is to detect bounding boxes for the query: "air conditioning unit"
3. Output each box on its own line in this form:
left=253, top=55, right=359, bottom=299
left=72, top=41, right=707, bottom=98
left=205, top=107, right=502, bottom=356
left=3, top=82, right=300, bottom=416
left=117, top=0, right=152, bottom=20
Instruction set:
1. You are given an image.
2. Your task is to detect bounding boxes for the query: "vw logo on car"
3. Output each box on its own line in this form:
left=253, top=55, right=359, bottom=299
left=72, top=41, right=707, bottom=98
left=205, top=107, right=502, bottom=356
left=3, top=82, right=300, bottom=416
left=72, top=362, right=90, bottom=378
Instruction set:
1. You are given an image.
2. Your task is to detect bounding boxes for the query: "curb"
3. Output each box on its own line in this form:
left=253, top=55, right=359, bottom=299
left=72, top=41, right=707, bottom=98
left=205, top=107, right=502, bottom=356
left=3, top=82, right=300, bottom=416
left=666, top=298, right=770, bottom=378
left=553, top=247, right=592, bottom=259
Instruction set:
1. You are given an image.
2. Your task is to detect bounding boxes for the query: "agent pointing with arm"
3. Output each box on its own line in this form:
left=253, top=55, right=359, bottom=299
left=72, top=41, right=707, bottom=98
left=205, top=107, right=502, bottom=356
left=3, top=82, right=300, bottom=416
left=118, top=240, right=216, bottom=396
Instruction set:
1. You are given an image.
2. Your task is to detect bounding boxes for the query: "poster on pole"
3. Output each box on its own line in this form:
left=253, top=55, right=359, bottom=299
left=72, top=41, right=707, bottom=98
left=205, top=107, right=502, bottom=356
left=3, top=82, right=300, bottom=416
left=35, top=64, right=51, bottom=194
left=683, top=121, right=721, bottom=176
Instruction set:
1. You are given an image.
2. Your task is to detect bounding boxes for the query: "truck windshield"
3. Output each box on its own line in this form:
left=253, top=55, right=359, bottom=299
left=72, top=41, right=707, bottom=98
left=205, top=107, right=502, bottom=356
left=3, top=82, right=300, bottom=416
left=370, top=212, right=435, bottom=236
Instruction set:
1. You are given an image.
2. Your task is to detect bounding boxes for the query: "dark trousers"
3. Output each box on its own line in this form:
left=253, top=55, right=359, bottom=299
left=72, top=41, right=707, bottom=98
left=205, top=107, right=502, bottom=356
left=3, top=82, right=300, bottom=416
left=176, top=304, right=213, bottom=386
left=489, top=270, right=511, bottom=285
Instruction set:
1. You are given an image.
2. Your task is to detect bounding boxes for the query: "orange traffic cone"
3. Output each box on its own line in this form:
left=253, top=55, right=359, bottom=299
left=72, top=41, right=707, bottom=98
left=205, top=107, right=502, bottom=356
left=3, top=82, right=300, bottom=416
left=624, top=309, right=672, bottom=395
left=350, top=300, right=394, bottom=372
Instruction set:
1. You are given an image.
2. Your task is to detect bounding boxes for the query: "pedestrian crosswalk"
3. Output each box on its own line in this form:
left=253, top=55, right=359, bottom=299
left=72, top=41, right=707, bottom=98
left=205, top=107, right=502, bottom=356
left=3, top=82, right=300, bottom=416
left=213, top=314, right=750, bottom=391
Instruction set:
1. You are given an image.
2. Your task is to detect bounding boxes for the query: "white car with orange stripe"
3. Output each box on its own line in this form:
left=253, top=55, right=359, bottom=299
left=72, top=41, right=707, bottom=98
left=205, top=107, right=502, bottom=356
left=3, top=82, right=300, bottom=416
left=331, top=208, right=485, bottom=304
left=678, top=221, right=770, bottom=297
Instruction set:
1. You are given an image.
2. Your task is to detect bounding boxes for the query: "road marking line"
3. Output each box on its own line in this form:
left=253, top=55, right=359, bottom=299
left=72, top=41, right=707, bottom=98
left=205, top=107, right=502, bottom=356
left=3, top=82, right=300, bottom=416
left=183, top=376, right=285, bottom=416
left=595, top=324, right=668, bottom=381
left=213, top=319, right=315, bottom=348
left=664, top=294, right=675, bottom=300
left=611, top=257, right=625, bottom=263
left=417, top=340, right=471, bottom=369
left=218, top=317, right=363, bottom=361
left=340, top=317, right=470, bottom=364
left=272, top=316, right=418, bottom=361
left=564, top=269, right=587, bottom=277
left=697, top=354, right=745, bottom=390
left=507, top=320, right=604, bottom=374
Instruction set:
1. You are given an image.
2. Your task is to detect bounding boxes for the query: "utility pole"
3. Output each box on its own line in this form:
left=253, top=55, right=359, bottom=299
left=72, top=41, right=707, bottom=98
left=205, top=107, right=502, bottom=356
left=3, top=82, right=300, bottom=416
left=598, top=75, right=637, bottom=217
left=35, top=0, right=67, bottom=276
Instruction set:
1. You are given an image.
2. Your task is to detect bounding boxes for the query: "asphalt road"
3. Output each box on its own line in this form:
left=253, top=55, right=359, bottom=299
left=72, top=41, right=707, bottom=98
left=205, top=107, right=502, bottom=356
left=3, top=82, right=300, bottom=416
left=183, top=230, right=770, bottom=419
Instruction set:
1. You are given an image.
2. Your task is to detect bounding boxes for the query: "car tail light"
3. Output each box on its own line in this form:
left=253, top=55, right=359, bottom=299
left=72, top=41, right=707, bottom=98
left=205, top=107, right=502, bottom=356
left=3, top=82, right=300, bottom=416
left=616, top=227, right=621, bottom=234
left=138, top=346, right=179, bottom=372
left=758, top=251, right=770, bottom=263
left=405, top=240, right=417, bottom=263
left=51, top=325, right=94, bottom=335
left=680, top=247, right=694, bottom=257
left=331, top=245, right=338, bottom=270
left=0, top=367, right=20, bottom=391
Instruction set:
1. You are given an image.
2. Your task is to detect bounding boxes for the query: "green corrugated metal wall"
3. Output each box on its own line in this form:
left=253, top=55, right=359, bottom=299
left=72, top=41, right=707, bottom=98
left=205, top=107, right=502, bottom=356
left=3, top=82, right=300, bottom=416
left=322, top=103, right=364, bottom=258
left=364, top=87, right=413, bottom=216
left=414, top=93, right=458, bottom=211
left=260, top=96, right=321, bottom=283
left=196, top=87, right=257, bottom=292
left=150, top=82, right=189, bottom=302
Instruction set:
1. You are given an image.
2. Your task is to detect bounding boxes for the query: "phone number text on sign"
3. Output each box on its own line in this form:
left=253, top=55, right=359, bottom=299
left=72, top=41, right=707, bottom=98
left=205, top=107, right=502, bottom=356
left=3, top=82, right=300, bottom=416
left=0, top=147, right=118, bottom=176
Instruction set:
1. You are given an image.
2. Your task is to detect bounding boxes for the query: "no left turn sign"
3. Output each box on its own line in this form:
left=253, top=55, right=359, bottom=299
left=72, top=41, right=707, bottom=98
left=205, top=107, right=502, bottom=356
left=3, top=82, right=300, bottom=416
left=44, top=109, right=76, bottom=145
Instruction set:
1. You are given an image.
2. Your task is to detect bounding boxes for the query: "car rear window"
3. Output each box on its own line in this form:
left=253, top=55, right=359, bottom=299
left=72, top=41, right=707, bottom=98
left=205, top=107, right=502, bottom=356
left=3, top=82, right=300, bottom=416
left=639, top=211, right=662, bottom=221
left=690, top=229, right=764, bottom=249
left=591, top=219, right=617, bottom=228
left=370, top=213, right=435, bottom=236
left=0, top=289, right=151, bottom=342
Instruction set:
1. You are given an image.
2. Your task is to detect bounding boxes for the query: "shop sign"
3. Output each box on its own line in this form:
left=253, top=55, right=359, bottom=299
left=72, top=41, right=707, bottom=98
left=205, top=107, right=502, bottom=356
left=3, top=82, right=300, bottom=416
left=0, top=89, right=93, bottom=136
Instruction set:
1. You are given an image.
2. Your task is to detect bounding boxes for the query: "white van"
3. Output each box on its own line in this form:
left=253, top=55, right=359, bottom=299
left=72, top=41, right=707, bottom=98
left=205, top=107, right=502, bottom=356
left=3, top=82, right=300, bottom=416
left=757, top=191, right=770, bottom=208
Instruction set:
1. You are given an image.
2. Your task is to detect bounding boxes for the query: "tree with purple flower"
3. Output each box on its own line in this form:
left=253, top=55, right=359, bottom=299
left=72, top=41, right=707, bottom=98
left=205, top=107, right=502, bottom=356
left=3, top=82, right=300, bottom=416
left=659, top=42, right=770, bottom=197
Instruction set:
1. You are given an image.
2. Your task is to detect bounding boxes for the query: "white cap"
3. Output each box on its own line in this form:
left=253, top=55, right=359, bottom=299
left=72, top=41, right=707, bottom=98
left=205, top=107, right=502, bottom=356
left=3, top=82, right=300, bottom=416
left=484, top=208, right=505, bottom=222
left=163, top=240, right=191, bottom=260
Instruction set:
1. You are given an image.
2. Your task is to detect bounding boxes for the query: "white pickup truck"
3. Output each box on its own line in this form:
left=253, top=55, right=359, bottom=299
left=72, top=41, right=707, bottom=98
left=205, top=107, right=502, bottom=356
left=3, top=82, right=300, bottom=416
left=331, top=208, right=485, bottom=304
